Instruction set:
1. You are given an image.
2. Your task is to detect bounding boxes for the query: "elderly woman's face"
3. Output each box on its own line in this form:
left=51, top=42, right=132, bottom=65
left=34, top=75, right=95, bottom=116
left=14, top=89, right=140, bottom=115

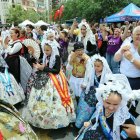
left=103, top=93, right=122, bottom=115
left=81, top=25, right=87, bottom=36
left=133, top=30, right=140, bottom=45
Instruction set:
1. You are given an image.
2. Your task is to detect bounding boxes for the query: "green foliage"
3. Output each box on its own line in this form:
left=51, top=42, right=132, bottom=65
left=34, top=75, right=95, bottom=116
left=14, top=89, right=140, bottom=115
left=7, top=5, right=48, bottom=24
left=61, top=0, right=140, bottom=22
left=7, top=5, right=25, bottom=24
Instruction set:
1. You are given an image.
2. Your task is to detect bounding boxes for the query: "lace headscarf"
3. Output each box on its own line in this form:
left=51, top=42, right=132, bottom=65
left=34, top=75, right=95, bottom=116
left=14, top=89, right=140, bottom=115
left=78, top=22, right=96, bottom=53
left=42, top=29, right=60, bottom=51
left=44, top=29, right=55, bottom=39
left=88, top=54, right=112, bottom=90
left=91, top=74, right=132, bottom=140
left=43, top=40, right=59, bottom=69
left=86, top=54, right=112, bottom=93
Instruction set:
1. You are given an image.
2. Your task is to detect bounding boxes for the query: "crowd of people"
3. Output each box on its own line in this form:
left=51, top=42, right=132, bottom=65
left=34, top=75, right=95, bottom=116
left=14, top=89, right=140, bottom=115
left=0, top=19, right=140, bottom=140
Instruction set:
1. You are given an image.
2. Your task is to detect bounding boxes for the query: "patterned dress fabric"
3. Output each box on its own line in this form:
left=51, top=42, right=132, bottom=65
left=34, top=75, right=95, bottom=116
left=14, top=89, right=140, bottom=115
left=75, top=75, right=100, bottom=128
left=0, top=100, right=38, bottom=140
left=0, top=70, right=25, bottom=105
left=22, top=71, right=76, bottom=129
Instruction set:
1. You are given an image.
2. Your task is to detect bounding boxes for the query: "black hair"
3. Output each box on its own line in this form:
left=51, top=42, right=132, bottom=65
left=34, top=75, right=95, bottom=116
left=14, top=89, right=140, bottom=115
left=40, top=25, right=48, bottom=31
left=44, top=43, right=51, bottom=48
left=94, top=59, right=103, bottom=64
left=26, top=24, right=34, bottom=30
left=81, top=25, right=87, bottom=29
left=73, top=41, right=84, bottom=51
left=110, top=91, right=122, bottom=99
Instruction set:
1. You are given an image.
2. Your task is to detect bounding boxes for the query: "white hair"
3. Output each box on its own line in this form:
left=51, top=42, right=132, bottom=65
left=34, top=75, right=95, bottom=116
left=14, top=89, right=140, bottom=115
left=133, top=25, right=140, bottom=35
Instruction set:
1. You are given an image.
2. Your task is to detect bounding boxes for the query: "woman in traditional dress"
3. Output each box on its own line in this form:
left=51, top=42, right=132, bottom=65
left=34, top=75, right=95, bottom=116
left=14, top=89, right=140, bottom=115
left=0, top=99, right=38, bottom=140
left=76, top=54, right=112, bottom=128
left=22, top=40, right=76, bottom=129
left=42, top=29, right=60, bottom=50
left=3, top=28, right=23, bottom=83
left=70, top=21, right=97, bottom=56
left=76, top=75, right=137, bottom=140
left=0, top=54, right=25, bottom=105
left=41, top=29, right=60, bottom=65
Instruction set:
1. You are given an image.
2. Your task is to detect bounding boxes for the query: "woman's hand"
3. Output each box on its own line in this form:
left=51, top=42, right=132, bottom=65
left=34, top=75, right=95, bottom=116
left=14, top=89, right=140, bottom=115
left=124, top=50, right=133, bottom=61
left=122, top=124, right=137, bottom=138
left=120, top=45, right=130, bottom=54
left=84, top=122, right=91, bottom=127
left=33, top=63, right=45, bottom=71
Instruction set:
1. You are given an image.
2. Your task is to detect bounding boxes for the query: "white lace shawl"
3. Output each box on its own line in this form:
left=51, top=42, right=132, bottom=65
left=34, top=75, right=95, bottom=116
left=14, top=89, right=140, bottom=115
left=82, top=58, right=93, bottom=93
left=89, top=54, right=112, bottom=89
left=42, top=40, right=59, bottom=69
left=78, top=22, right=96, bottom=53
left=90, top=75, right=132, bottom=140
left=43, top=29, right=55, bottom=39
left=90, top=101, right=130, bottom=140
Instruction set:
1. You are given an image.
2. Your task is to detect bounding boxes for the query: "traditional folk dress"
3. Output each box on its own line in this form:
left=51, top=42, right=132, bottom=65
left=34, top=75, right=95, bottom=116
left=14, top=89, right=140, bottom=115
left=22, top=41, right=76, bottom=129
left=76, top=54, right=112, bottom=128
left=4, top=40, right=23, bottom=83
left=0, top=100, right=38, bottom=140
left=0, top=55, right=25, bottom=105
left=78, top=22, right=98, bottom=56
left=76, top=74, right=137, bottom=140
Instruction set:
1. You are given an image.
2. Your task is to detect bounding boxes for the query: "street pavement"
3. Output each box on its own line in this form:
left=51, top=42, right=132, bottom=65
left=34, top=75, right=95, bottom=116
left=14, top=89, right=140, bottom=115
left=33, top=124, right=79, bottom=140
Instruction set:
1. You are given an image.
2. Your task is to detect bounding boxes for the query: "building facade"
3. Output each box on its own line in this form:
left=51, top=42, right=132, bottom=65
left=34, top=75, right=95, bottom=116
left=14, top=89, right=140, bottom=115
left=0, top=0, right=21, bottom=24
left=0, top=0, right=66, bottom=24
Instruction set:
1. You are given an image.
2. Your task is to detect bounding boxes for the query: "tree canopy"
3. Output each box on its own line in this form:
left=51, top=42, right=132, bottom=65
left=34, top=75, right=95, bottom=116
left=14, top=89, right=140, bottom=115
left=6, top=0, right=140, bottom=24
left=7, top=5, right=48, bottom=25
left=60, top=0, right=140, bottom=22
